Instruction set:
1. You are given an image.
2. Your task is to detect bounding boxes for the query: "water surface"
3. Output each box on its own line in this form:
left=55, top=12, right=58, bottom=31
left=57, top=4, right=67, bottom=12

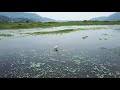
left=0, top=25, right=120, bottom=78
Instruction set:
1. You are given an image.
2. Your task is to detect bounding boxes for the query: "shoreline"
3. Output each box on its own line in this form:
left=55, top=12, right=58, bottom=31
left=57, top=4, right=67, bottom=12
left=0, top=21, right=120, bottom=30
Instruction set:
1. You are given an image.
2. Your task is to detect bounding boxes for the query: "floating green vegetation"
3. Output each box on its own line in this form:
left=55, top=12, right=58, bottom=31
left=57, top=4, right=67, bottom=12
left=90, top=27, right=107, bottom=30
left=114, top=51, right=120, bottom=56
left=25, top=27, right=107, bottom=35
left=0, top=34, right=14, bottom=37
left=26, top=29, right=77, bottom=35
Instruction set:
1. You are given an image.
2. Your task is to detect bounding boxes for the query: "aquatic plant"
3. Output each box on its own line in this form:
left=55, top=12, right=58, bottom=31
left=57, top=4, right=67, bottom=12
left=0, top=34, right=13, bottom=37
left=25, top=27, right=107, bottom=35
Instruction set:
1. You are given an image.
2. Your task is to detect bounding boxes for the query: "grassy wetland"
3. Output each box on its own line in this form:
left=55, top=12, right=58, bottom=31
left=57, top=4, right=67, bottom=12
left=0, top=21, right=120, bottom=29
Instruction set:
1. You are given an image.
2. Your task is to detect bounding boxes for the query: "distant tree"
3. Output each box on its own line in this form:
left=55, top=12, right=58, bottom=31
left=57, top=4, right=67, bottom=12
left=84, top=20, right=87, bottom=22
left=104, top=21, right=109, bottom=22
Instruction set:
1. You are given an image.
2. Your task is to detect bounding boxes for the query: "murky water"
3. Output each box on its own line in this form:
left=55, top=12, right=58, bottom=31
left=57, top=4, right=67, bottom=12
left=0, top=25, right=120, bottom=78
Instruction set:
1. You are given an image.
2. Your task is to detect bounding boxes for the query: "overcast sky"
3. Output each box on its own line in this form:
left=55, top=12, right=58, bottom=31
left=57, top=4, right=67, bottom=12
left=29, top=12, right=116, bottom=21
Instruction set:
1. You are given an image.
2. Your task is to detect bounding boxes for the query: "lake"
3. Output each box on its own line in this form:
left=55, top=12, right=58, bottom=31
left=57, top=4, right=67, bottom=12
left=0, top=25, right=120, bottom=78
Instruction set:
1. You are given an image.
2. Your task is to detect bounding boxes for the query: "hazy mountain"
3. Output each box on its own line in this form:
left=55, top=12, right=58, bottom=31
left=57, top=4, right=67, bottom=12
left=0, top=12, right=55, bottom=22
left=10, top=18, right=34, bottom=22
left=90, top=16, right=107, bottom=21
left=90, top=12, right=120, bottom=21
left=107, top=12, right=120, bottom=21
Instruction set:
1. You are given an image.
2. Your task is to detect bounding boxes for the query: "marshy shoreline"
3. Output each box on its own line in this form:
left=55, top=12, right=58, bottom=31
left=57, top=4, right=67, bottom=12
left=1, top=21, right=120, bottom=29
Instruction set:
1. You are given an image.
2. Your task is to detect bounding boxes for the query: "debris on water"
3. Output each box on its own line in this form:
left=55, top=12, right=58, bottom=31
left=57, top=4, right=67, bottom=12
left=99, top=38, right=108, bottom=40
left=99, top=38, right=102, bottom=40
left=104, top=38, right=108, bottom=40
left=100, top=47, right=107, bottom=49
left=30, top=62, right=45, bottom=68
left=54, top=49, right=58, bottom=51
left=50, top=58, right=56, bottom=61
left=62, top=50, right=65, bottom=51
left=82, top=36, right=88, bottom=39
left=74, top=60, right=81, bottom=65
left=54, top=46, right=59, bottom=52
left=87, top=75, right=90, bottom=78
left=21, top=61, right=25, bottom=65
left=102, top=34, right=108, bottom=35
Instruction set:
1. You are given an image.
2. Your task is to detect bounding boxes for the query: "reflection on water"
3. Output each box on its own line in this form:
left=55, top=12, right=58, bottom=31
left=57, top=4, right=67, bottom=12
left=0, top=25, right=120, bottom=78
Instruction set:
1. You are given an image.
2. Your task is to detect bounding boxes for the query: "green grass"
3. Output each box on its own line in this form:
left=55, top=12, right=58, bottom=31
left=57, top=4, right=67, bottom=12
left=0, top=21, right=120, bottom=29
left=114, top=51, right=120, bottom=56
left=25, top=27, right=106, bottom=35
left=0, top=34, right=14, bottom=37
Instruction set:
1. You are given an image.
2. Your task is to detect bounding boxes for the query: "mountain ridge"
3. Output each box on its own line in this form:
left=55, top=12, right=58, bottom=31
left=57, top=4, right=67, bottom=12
left=90, top=12, right=120, bottom=21
left=0, top=12, right=55, bottom=22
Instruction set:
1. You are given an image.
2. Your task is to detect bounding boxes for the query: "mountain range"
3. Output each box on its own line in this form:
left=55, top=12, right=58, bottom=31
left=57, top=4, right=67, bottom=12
left=90, top=12, right=120, bottom=21
left=1, top=12, right=120, bottom=22
left=0, top=12, right=55, bottom=22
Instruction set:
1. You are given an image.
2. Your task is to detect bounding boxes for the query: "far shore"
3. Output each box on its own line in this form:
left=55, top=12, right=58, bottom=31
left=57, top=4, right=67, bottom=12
left=0, top=21, right=120, bottom=30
